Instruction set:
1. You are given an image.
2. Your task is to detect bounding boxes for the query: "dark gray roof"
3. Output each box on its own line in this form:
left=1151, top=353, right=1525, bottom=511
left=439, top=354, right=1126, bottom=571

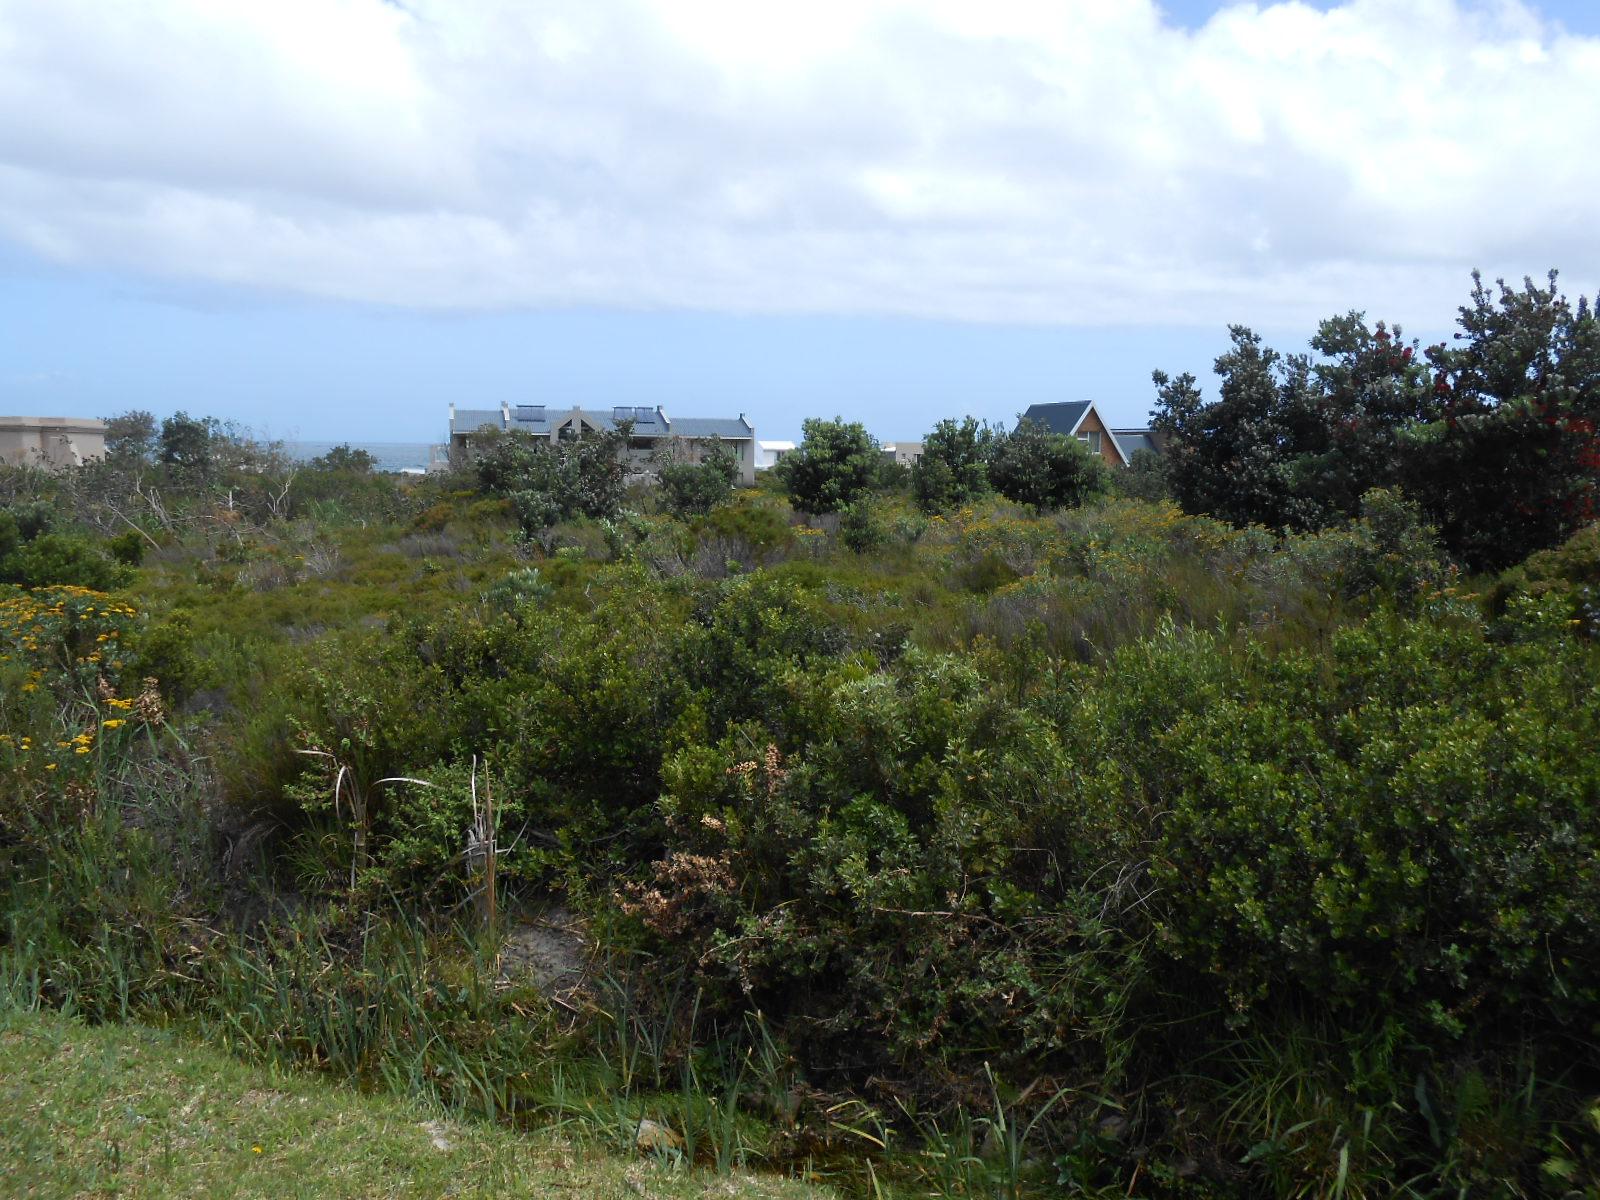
left=1112, top=429, right=1160, bottom=457
left=670, top=416, right=753, bottom=438
left=1018, top=401, right=1091, bottom=435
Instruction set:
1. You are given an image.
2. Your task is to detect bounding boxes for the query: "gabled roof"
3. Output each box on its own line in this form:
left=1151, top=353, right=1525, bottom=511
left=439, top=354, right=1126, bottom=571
left=1017, top=401, right=1091, bottom=436
left=1018, top=400, right=1130, bottom=465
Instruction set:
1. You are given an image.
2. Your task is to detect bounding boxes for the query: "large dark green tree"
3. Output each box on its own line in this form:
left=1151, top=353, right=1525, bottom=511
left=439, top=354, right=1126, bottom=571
left=1153, top=327, right=1325, bottom=531
left=775, top=418, right=881, bottom=514
left=911, top=417, right=994, bottom=513
left=1408, top=272, right=1600, bottom=571
left=1155, top=318, right=1440, bottom=532
left=1152, top=272, right=1600, bottom=571
left=987, top=418, right=1109, bottom=511
left=158, top=411, right=218, bottom=486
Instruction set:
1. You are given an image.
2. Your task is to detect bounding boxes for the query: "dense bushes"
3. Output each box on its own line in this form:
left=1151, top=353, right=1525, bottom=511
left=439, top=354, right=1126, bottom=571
left=473, top=424, right=631, bottom=532
left=4, top=446, right=1600, bottom=1194
left=1154, top=272, right=1600, bottom=571
left=987, top=419, right=1111, bottom=512
left=225, top=513, right=1597, bottom=1082
left=657, top=445, right=738, bottom=518
left=0, top=504, right=130, bottom=590
left=774, top=418, right=882, bottom=515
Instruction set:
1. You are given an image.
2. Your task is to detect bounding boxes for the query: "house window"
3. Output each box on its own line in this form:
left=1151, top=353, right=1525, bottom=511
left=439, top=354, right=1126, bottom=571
left=1079, top=431, right=1102, bottom=455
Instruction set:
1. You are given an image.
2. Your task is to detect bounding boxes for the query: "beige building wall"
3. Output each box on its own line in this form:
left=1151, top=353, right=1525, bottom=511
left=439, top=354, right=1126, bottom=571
left=0, top=417, right=108, bottom=468
left=881, top=442, right=924, bottom=466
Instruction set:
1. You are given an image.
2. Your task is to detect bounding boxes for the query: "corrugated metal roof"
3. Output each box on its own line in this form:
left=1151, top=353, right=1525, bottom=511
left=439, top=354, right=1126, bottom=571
left=451, top=408, right=505, bottom=435
left=510, top=404, right=551, bottom=433
left=452, top=406, right=751, bottom=440
left=670, top=416, right=753, bottom=438
left=1017, top=401, right=1090, bottom=435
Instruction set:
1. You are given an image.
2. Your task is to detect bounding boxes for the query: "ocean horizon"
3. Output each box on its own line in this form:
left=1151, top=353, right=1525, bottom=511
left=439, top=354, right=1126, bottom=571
left=283, top=440, right=442, bottom=474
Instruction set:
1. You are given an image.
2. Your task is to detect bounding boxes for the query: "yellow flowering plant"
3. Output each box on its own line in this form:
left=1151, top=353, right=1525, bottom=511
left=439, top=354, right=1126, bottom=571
left=0, top=584, right=145, bottom=794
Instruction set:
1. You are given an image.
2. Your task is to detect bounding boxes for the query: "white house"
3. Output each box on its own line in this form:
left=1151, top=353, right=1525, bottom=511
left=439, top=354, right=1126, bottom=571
left=756, top=440, right=796, bottom=470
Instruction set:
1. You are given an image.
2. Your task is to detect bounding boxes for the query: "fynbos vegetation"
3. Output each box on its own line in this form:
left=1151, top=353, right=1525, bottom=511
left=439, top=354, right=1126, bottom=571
left=3, top=276, right=1599, bottom=1197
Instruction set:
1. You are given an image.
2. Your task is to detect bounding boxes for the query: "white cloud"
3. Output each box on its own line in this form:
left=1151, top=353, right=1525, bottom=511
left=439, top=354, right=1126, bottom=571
left=0, top=0, right=1595, bottom=326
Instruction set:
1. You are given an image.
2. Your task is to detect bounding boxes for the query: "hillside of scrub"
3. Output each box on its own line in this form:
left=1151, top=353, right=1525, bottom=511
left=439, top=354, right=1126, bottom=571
left=4, top=302, right=1600, bottom=1200
left=0, top=1006, right=836, bottom=1200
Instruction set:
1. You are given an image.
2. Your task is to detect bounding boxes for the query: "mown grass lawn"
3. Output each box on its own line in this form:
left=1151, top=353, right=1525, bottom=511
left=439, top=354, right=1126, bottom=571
left=0, top=1007, right=837, bottom=1200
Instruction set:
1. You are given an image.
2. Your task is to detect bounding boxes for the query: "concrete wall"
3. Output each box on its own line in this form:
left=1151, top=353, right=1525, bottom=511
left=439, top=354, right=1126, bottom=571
left=0, top=417, right=108, bottom=468
left=881, top=442, right=924, bottom=466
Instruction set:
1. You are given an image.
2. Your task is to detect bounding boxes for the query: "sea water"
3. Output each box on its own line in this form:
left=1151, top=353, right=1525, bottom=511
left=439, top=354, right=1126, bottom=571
left=283, top=441, right=442, bottom=474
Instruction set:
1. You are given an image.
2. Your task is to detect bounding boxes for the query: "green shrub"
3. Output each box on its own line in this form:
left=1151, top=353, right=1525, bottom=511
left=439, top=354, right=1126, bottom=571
left=1098, top=615, right=1600, bottom=1035
left=774, top=418, right=881, bottom=515
left=657, top=446, right=738, bottom=519
left=1488, top=520, right=1600, bottom=637
left=127, top=611, right=202, bottom=704
left=474, top=427, right=629, bottom=533
left=0, top=507, right=129, bottom=591
left=483, top=567, right=553, bottom=613
left=987, top=420, right=1111, bottom=512
left=837, top=499, right=889, bottom=554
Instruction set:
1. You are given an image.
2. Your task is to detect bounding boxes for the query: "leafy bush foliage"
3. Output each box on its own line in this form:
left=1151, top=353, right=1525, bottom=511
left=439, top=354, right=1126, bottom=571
left=987, top=419, right=1111, bottom=511
left=0, top=507, right=129, bottom=591
left=474, top=425, right=630, bottom=533
left=1488, top=521, right=1600, bottom=636
left=774, top=417, right=881, bottom=514
left=911, top=417, right=994, bottom=513
left=6, top=423, right=1600, bottom=1195
left=656, top=444, right=738, bottom=518
left=309, top=443, right=377, bottom=473
left=1154, top=272, right=1600, bottom=570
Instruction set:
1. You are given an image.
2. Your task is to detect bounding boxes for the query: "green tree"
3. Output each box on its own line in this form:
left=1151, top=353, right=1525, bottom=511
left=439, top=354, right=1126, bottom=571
left=987, top=418, right=1110, bottom=511
left=310, top=444, right=377, bottom=473
left=1151, top=273, right=1600, bottom=570
left=103, top=410, right=157, bottom=464
left=158, top=411, right=218, bottom=487
left=775, top=418, right=881, bottom=514
left=474, top=423, right=631, bottom=532
left=1292, top=316, right=1438, bottom=518
left=911, top=417, right=994, bottom=513
left=1409, top=272, right=1600, bottom=571
left=657, top=444, right=738, bottom=519
left=1152, top=327, right=1323, bottom=530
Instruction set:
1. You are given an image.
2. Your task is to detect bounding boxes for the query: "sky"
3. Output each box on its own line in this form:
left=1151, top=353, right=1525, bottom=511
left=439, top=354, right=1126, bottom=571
left=1, top=0, right=1598, bottom=443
